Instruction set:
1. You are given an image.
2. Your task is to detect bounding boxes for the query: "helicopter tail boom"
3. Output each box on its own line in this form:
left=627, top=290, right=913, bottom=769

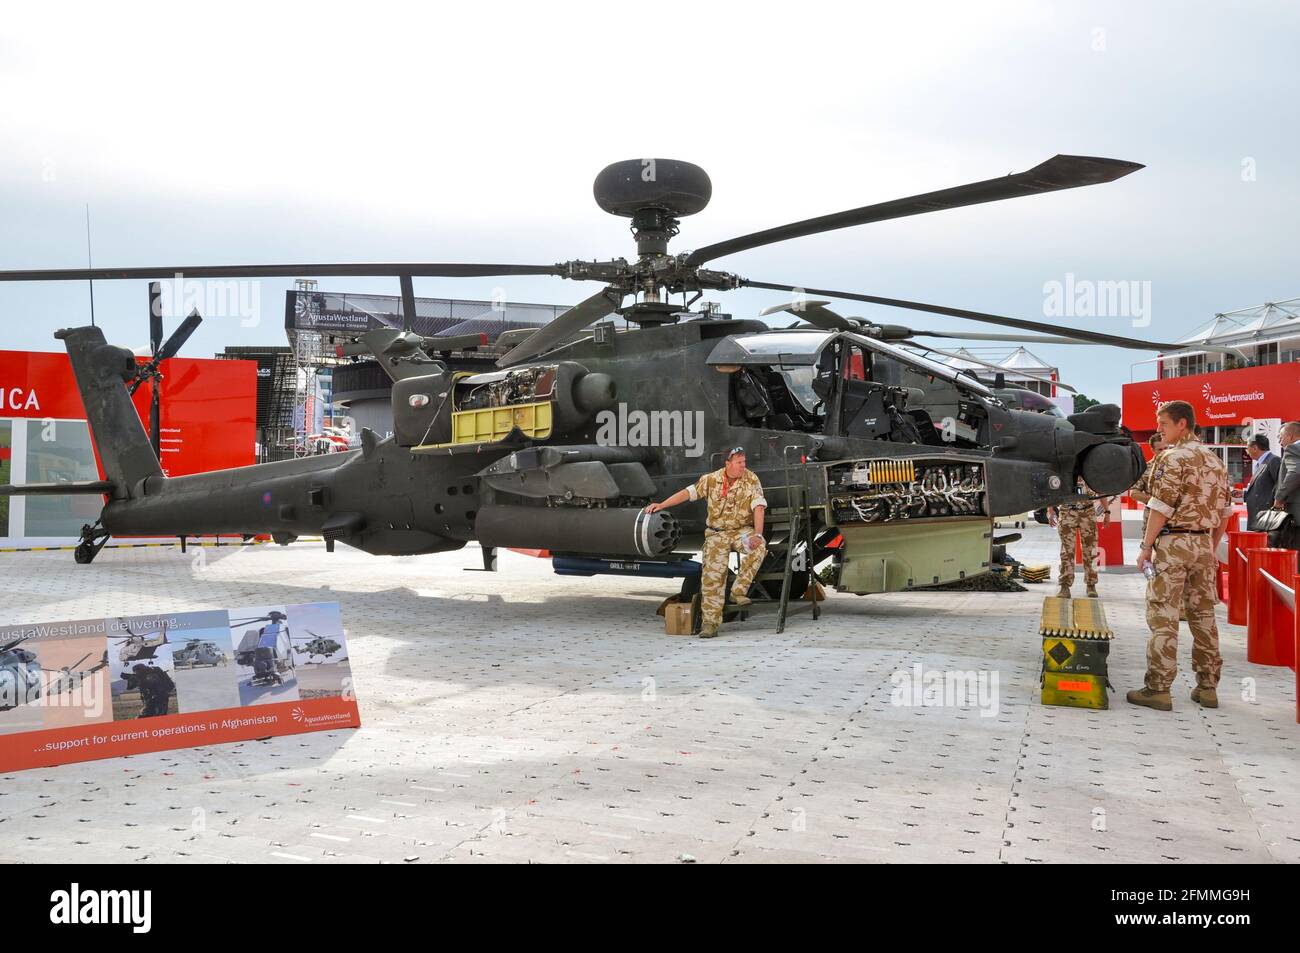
left=55, top=325, right=164, bottom=499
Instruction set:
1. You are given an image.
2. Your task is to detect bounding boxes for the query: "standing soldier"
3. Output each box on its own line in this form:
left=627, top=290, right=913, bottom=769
left=645, top=446, right=767, bottom=639
left=1129, top=433, right=1169, bottom=531
left=1129, top=400, right=1233, bottom=711
left=1048, top=478, right=1110, bottom=598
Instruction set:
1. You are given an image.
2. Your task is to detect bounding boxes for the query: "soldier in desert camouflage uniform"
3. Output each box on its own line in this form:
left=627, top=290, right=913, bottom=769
left=1128, top=401, right=1233, bottom=711
left=645, top=447, right=767, bottom=639
left=1047, top=480, right=1109, bottom=598
left=1128, top=433, right=1167, bottom=526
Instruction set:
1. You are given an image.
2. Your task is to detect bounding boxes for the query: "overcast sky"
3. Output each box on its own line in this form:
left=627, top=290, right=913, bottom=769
left=1, top=1, right=1295, bottom=405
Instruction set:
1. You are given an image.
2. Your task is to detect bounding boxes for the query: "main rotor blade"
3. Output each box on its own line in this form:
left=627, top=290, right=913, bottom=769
left=156, top=309, right=203, bottom=363
left=757, top=299, right=858, bottom=331
left=496, top=287, right=622, bottom=368
left=907, top=329, right=1103, bottom=345
left=685, top=155, right=1143, bottom=266
left=148, top=282, right=163, bottom=356
left=0, top=263, right=568, bottom=282
left=909, top=342, right=1077, bottom=394
left=741, top=279, right=1184, bottom=351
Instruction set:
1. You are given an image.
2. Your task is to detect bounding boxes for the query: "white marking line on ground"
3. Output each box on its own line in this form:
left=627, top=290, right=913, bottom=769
left=381, top=800, right=418, bottom=807
left=588, top=830, right=634, bottom=840
left=411, top=785, right=446, bottom=792
left=310, top=832, right=351, bottom=842
left=270, top=851, right=312, bottom=862
left=443, top=772, right=472, bottom=779
left=612, top=814, right=653, bottom=823
left=565, top=850, right=609, bottom=861
left=347, top=814, right=387, bottom=824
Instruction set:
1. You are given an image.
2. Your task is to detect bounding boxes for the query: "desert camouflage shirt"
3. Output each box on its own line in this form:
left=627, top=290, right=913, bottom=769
left=1146, top=436, right=1233, bottom=531
left=689, top=467, right=767, bottom=531
left=1059, top=479, right=1105, bottom=511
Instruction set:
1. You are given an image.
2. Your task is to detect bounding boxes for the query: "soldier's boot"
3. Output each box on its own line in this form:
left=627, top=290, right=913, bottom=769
left=728, top=592, right=752, bottom=607
left=1055, top=584, right=1071, bottom=599
left=1085, top=585, right=1099, bottom=598
left=1126, top=687, right=1173, bottom=711
left=1191, top=686, right=1219, bottom=708
left=698, top=623, right=720, bottom=639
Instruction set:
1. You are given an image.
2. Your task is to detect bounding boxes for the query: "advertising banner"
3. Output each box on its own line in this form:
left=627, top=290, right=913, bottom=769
left=0, top=348, right=258, bottom=547
left=1121, top=362, right=1300, bottom=430
left=0, top=602, right=358, bottom=772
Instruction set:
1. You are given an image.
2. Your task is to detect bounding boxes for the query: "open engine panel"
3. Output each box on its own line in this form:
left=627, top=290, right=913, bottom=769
left=455, top=365, right=557, bottom=410
left=828, top=458, right=988, bottom=524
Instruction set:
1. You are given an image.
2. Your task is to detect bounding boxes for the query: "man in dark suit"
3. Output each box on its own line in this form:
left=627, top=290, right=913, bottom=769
left=1271, top=422, right=1300, bottom=550
left=1243, top=434, right=1281, bottom=529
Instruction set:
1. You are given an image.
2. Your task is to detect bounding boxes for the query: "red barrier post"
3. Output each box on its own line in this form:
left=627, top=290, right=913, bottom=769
left=1246, top=548, right=1298, bottom=667
left=1228, top=530, right=1268, bottom=626
left=1294, top=572, right=1300, bottom=725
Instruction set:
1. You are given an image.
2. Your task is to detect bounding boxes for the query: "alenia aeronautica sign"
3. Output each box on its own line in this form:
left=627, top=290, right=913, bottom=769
left=1121, top=362, right=1300, bottom=430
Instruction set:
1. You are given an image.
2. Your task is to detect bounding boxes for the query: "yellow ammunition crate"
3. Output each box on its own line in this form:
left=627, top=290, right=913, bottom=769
left=1041, top=671, right=1110, bottom=710
left=1042, top=636, right=1110, bottom=676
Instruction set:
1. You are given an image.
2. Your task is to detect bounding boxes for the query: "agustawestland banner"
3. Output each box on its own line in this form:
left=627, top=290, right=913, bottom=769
left=0, top=348, right=256, bottom=547
left=1122, top=362, right=1300, bottom=431
left=0, top=602, right=359, bottom=772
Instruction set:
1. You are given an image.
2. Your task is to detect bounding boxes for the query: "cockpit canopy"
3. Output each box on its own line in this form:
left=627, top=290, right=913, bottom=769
left=706, top=329, right=995, bottom=398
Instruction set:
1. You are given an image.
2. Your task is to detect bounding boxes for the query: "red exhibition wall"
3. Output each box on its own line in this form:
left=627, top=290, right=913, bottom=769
left=1121, top=362, right=1300, bottom=432
left=0, top=348, right=256, bottom=479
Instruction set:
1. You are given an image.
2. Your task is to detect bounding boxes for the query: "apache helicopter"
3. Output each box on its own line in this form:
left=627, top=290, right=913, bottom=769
left=0, top=155, right=1229, bottom=598
left=231, top=612, right=295, bottom=686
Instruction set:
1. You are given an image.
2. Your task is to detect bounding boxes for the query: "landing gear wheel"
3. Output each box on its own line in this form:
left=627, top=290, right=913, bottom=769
left=74, top=541, right=97, bottom=564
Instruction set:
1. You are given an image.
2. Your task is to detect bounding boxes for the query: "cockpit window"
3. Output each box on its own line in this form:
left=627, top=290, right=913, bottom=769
left=779, top=367, right=821, bottom=414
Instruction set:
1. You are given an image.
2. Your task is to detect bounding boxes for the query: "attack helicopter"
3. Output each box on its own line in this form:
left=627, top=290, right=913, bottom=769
left=0, top=155, right=1230, bottom=598
left=231, top=612, right=295, bottom=686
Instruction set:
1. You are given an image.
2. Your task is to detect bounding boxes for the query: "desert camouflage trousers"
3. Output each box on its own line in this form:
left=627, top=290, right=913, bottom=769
left=1144, top=533, right=1222, bottom=692
left=1057, top=505, right=1098, bottom=588
left=700, top=528, right=767, bottom=628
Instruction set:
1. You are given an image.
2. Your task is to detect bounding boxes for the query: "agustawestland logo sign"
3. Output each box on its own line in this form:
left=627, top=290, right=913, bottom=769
left=290, top=705, right=354, bottom=727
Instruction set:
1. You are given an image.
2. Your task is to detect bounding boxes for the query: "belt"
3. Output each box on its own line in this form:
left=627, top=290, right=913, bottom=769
left=1159, top=528, right=1209, bottom=535
left=707, top=525, right=753, bottom=533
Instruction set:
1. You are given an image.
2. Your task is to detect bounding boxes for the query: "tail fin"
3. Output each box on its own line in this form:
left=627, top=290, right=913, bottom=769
left=55, top=325, right=163, bottom=498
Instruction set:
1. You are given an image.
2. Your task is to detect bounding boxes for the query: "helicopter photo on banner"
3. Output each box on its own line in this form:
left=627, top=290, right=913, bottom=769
left=0, top=602, right=358, bottom=773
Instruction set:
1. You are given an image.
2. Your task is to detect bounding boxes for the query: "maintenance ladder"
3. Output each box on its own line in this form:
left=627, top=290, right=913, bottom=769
left=728, top=446, right=824, bottom=633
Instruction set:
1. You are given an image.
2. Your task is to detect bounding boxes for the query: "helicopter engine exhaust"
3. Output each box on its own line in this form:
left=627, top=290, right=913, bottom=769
left=476, top=505, right=680, bottom=558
